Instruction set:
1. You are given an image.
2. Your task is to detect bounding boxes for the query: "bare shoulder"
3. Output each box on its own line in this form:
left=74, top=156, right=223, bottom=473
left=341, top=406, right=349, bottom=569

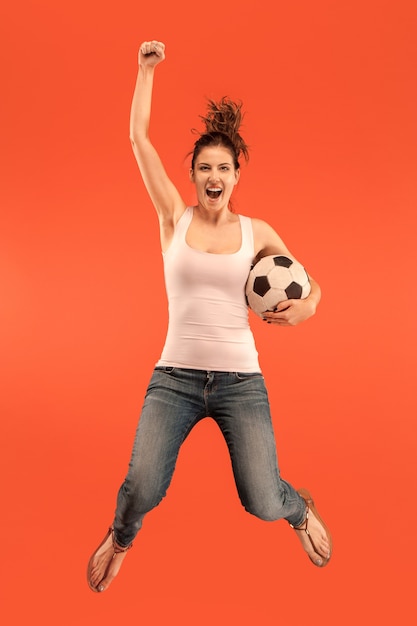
left=251, top=217, right=291, bottom=259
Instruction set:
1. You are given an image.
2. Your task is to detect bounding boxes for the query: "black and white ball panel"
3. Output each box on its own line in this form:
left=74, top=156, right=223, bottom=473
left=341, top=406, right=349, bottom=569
left=245, top=255, right=311, bottom=317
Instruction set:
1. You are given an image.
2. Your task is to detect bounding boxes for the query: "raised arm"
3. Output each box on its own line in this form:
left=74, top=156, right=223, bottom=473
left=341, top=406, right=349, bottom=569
left=129, top=41, right=186, bottom=242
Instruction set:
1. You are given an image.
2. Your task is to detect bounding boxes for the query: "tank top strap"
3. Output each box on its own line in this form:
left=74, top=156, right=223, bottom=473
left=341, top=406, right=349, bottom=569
left=164, top=207, right=193, bottom=256
left=174, top=207, right=193, bottom=241
left=238, top=214, right=255, bottom=258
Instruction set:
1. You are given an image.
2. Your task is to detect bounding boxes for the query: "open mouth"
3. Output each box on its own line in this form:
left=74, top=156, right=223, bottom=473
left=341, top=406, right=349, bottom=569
left=206, top=187, right=222, bottom=199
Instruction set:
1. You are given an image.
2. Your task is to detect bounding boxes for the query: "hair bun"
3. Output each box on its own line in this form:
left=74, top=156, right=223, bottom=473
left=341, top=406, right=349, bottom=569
left=198, top=97, right=249, bottom=163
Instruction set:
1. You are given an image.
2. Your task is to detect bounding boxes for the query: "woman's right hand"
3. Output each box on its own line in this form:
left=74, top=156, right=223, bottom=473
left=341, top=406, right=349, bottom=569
left=139, top=41, right=166, bottom=68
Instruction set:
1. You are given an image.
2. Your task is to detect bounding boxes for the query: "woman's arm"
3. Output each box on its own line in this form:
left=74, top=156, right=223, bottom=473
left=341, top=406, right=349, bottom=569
left=263, top=277, right=321, bottom=326
left=130, top=41, right=186, bottom=238
left=252, top=217, right=321, bottom=326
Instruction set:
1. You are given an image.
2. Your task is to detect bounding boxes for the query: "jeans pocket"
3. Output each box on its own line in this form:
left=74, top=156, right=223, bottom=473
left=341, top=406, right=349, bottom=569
left=234, top=372, right=264, bottom=381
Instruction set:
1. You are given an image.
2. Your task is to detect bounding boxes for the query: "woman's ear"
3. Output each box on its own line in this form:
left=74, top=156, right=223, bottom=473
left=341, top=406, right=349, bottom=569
left=189, top=168, right=194, bottom=182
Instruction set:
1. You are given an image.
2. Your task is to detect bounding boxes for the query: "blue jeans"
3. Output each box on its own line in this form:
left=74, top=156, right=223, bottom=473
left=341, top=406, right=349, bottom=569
left=113, top=367, right=306, bottom=547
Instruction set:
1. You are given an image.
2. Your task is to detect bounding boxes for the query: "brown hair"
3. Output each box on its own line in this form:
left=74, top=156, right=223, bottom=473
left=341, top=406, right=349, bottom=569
left=190, top=97, right=249, bottom=170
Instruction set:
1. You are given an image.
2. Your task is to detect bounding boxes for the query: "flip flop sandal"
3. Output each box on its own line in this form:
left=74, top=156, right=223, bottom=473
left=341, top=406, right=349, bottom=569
left=87, top=526, right=133, bottom=592
left=290, top=488, right=332, bottom=567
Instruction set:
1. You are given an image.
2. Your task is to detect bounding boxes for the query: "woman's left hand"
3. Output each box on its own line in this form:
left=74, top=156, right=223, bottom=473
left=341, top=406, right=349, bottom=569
left=262, top=297, right=317, bottom=327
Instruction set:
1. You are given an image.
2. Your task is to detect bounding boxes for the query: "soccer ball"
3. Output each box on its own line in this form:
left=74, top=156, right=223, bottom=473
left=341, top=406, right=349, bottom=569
left=245, top=255, right=311, bottom=317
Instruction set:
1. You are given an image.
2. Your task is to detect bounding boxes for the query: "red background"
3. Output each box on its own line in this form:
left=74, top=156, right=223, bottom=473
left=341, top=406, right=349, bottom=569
left=1, top=1, right=416, bottom=624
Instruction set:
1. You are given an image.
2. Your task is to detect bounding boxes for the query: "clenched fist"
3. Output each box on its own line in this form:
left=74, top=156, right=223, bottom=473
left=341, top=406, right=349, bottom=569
left=139, top=40, right=166, bottom=68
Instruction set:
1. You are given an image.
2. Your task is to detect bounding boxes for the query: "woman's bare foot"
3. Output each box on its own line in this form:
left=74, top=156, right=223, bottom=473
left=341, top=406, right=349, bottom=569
left=87, top=528, right=132, bottom=592
left=291, top=489, right=332, bottom=567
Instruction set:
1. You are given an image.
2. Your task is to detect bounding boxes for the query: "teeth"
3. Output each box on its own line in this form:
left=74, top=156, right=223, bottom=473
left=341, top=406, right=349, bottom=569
left=206, top=187, right=222, bottom=199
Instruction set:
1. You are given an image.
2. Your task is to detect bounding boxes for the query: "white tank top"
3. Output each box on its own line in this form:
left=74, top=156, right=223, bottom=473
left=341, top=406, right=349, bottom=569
left=156, top=206, right=260, bottom=372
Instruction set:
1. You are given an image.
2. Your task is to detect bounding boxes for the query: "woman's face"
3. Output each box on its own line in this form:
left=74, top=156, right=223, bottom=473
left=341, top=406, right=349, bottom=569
left=190, top=145, right=240, bottom=211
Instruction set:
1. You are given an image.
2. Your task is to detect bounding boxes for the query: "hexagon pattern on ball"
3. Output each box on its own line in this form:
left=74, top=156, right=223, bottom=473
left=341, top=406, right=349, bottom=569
left=245, top=255, right=311, bottom=317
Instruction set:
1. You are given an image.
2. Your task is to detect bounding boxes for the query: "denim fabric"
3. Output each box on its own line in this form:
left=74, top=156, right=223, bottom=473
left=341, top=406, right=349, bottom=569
left=114, top=367, right=306, bottom=546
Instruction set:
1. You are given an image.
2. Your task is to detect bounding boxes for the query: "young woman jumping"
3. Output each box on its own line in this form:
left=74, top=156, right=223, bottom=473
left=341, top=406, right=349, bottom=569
left=87, top=40, right=332, bottom=593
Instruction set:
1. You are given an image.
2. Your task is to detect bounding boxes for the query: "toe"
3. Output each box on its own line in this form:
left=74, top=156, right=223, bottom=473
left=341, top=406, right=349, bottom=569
left=97, top=581, right=108, bottom=592
left=317, top=537, right=330, bottom=557
left=304, top=540, right=324, bottom=566
left=88, top=570, right=104, bottom=591
left=89, top=570, right=101, bottom=588
left=96, top=571, right=115, bottom=592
